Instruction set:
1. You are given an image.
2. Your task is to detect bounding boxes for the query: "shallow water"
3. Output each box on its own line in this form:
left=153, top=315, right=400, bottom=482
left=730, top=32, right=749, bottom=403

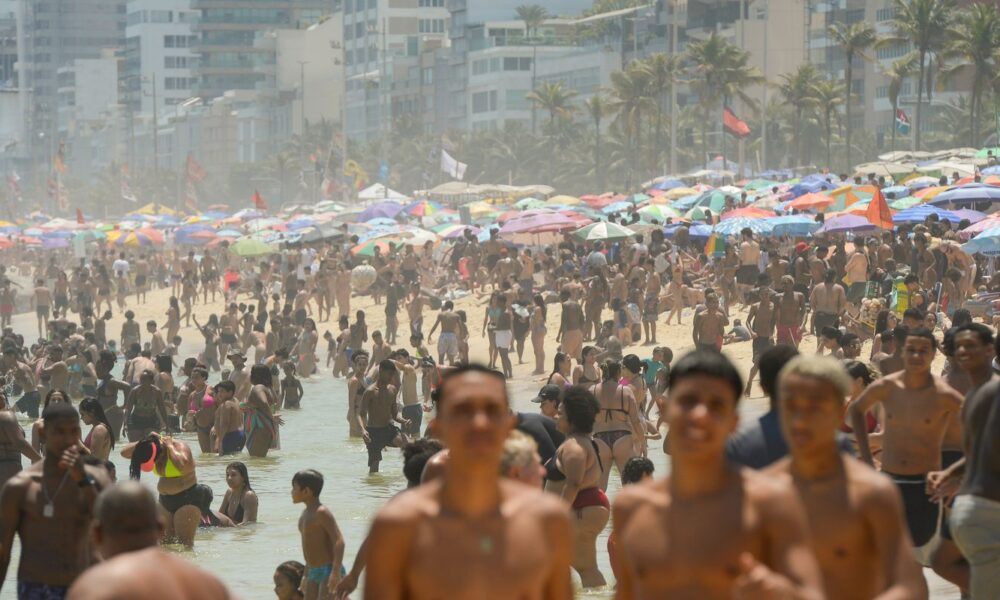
left=2, top=373, right=672, bottom=599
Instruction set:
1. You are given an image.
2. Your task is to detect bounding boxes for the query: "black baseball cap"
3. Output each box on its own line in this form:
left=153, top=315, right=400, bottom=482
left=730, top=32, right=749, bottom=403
left=531, top=384, right=562, bottom=403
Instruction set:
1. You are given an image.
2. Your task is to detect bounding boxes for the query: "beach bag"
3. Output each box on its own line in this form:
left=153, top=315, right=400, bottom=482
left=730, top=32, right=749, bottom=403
left=351, top=264, right=377, bottom=292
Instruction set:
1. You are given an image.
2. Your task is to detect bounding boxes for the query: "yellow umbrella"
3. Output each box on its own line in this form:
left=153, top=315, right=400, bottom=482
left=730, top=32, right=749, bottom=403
left=0, top=221, right=16, bottom=228
left=465, top=201, right=499, bottom=219
left=131, top=202, right=181, bottom=216
left=664, top=187, right=700, bottom=200
left=546, top=194, right=581, bottom=206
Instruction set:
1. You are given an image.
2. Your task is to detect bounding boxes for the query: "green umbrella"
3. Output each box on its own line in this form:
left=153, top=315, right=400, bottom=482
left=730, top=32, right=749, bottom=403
left=572, top=221, right=635, bottom=242
left=742, top=179, right=779, bottom=191
left=975, top=147, right=1000, bottom=158
left=638, top=205, right=682, bottom=222
left=514, top=197, right=546, bottom=210
left=890, top=196, right=923, bottom=210
left=230, top=238, right=276, bottom=257
left=74, top=230, right=106, bottom=242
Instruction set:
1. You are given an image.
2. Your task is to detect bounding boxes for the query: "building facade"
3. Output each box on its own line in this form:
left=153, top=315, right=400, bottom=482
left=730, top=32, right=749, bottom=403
left=123, top=0, right=199, bottom=116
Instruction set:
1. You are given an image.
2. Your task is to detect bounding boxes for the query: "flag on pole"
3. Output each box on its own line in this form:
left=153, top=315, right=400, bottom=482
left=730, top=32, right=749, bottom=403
left=704, top=233, right=725, bottom=257
left=866, top=188, right=894, bottom=230
left=895, top=109, right=911, bottom=135
left=251, top=189, right=267, bottom=211
left=186, top=153, right=206, bottom=182
left=121, top=179, right=138, bottom=203
left=723, top=107, right=750, bottom=139
left=184, top=180, right=199, bottom=212
left=440, top=149, right=468, bottom=180
left=53, top=141, right=67, bottom=175
left=76, top=208, right=85, bottom=224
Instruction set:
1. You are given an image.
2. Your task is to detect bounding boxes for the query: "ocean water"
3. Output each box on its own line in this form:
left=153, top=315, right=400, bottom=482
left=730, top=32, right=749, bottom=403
left=2, top=372, right=673, bottom=599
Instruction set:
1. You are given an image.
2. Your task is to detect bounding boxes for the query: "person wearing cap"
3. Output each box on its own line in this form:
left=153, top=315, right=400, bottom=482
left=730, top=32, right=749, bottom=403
left=226, top=350, right=250, bottom=402
left=531, top=384, right=561, bottom=419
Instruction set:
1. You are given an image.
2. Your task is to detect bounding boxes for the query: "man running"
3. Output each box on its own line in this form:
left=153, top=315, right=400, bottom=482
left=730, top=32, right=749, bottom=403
left=848, top=328, right=963, bottom=550
left=363, top=364, right=573, bottom=598
left=66, top=482, right=230, bottom=599
left=0, top=403, right=110, bottom=597
left=771, top=355, right=927, bottom=599
left=613, top=351, right=823, bottom=599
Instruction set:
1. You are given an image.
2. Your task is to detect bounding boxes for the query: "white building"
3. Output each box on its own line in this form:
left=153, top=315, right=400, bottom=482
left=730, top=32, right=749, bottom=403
left=124, top=0, right=198, bottom=117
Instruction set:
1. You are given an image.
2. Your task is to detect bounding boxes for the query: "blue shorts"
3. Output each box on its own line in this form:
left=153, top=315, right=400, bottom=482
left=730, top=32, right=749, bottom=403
left=305, top=564, right=347, bottom=584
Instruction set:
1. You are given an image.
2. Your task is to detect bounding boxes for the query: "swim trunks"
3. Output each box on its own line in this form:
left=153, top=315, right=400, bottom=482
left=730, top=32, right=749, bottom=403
left=812, top=312, right=839, bottom=334
left=736, top=265, right=759, bottom=285
left=752, top=337, right=774, bottom=360
left=36, top=305, right=49, bottom=319
left=949, top=494, right=1000, bottom=599
left=221, top=430, right=246, bottom=455
left=436, top=332, right=458, bottom=359
left=401, top=404, right=423, bottom=435
left=219, top=333, right=238, bottom=345
left=885, top=471, right=939, bottom=547
left=365, top=425, right=400, bottom=468
left=17, top=581, right=68, bottom=600
left=305, top=564, right=347, bottom=585
left=494, top=329, right=512, bottom=350
left=642, top=294, right=659, bottom=322
left=15, top=391, right=41, bottom=419
left=776, top=325, right=802, bottom=346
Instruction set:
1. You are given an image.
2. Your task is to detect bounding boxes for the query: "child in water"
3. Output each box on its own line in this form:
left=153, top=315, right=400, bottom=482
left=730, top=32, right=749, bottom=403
left=292, top=469, right=345, bottom=600
left=273, top=560, right=305, bottom=600
left=281, top=361, right=303, bottom=409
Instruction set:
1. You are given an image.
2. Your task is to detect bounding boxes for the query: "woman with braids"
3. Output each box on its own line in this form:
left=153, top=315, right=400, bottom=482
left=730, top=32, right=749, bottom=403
left=122, top=432, right=208, bottom=547
left=79, top=397, right=114, bottom=461
left=589, top=359, right=644, bottom=489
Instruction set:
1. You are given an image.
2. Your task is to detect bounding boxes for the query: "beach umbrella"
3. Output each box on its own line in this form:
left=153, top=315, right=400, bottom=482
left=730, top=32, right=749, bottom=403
left=232, top=208, right=266, bottom=221
left=649, top=178, right=686, bottom=191
left=573, top=221, right=635, bottom=242
left=670, top=194, right=703, bottom=211
left=892, top=205, right=962, bottom=224
left=815, top=214, right=880, bottom=235
left=514, top=197, right=546, bottom=210
left=903, top=175, right=941, bottom=189
left=405, top=199, right=442, bottom=216
left=721, top=206, right=774, bottom=220
left=975, top=147, right=1000, bottom=158
left=175, top=229, right=218, bottom=245
left=664, top=223, right=712, bottom=240
left=959, top=216, right=1000, bottom=239
left=889, top=196, right=923, bottom=210
left=498, top=208, right=556, bottom=223
left=230, top=238, right=276, bottom=257
left=961, top=227, right=1000, bottom=254
left=434, top=224, right=481, bottom=239
left=73, top=230, right=106, bottom=243
left=285, top=216, right=318, bottom=230
left=637, top=205, right=682, bottom=222
left=952, top=209, right=988, bottom=224
left=601, top=201, right=633, bottom=215
left=663, top=187, right=700, bottom=200
left=18, top=235, right=41, bottom=246
left=982, top=165, right=1000, bottom=176
left=545, top=194, right=581, bottom=205
left=741, top=179, right=779, bottom=191
left=713, top=218, right=773, bottom=237
left=0, top=237, right=12, bottom=250
left=215, top=229, right=243, bottom=238
left=500, top=213, right=580, bottom=234
left=881, top=185, right=909, bottom=199
left=357, top=201, right=404, bottom=222
left=765, top=215, right=821, bottom=237
left=912, top=186, right=949, bottom=200
left=786, top=192, right=835, bottom=212
left=42, top=237, right=69, bottom=249
left=929, top=184, right=1000, bottom=206
left=244, top=217, right=285, bottom=232
left=363, top=217, right=400, bottom=228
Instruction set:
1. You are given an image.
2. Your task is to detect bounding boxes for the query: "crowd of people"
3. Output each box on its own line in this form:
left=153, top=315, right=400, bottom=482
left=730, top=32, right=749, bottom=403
left=0, top=196, right=998, bottom=599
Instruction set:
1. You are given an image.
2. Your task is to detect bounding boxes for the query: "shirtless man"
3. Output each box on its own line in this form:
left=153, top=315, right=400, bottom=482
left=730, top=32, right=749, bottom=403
left=358, top=360, right=407, bottom=474
left=31, top=280, right=51, bottom=339
left=0, top=390, right=40, bottom=488
left=642, top=257, right=661, bottom=344
left=366, top=331, right=392, bottom=377
left=219, top=303, right=240, bottom=359
left=334, top=266, right=352, bottom=319
left=122, top=369, right=169, bottom=442
left=808, top=269, right=846, bottom=348
left=692, top=294, right=727, bottom=353
left=556, top=289, right=585, bottom=362
left=294, top=469, right=346, bottom=600
left=427, top=300, right=460, bottom=365
left=134, top=254, right=150, bottom=305
left=146, top=320, right=165, bottom=357
left=227, top=350, right=251, bottom=401
left=95, top=350, right=130, bottom=443
left=878, top=326, right=909, bottom=376
left=775, top=276, right=807, bottom=349
left=37, top=344, right=69, bottom=399
left=612, top=351, right=823, bottom=599
left=346, top=351, right=369, bottom=438
left=66, top=482, right=231, bottom=600
left=770, top=356, right=928, bottom=600
left=848, top=328, right=964, bottom=550
left=744, top=288, right=776, bottom=397
left=3, top=346, right=40, bottom=419
left=0, top=403, right=110, bottom=597
left=364, top=364, right=573, bottom=599
left=213, top=380, right=245, bottom=455
left=736, top=228, right=761, bottom=301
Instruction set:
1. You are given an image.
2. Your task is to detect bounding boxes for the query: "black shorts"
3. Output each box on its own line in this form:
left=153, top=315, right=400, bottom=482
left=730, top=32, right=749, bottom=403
left=220, top=333, right=238, bottom=345
left=221, top=430, right=246, bottom=455
left=813, top=312, right=840, bottom=334
left=365, top=425, right=400, bottom=467
left=886, top=471, right=939, bottom=547
left=736, top=265, right=759, bottom=285
left=15, top=391, right=41, bottom=419
left=752, top=337, right=773, bottom=360
left=486, top=255, right=500, bottom=270
left=159, top=483, right=212, bottom=515
left=135, top=275, right=147, bottom=288
left=128, top=413, right=159, bottom=430
left=402, top=404, right=423, bottom=435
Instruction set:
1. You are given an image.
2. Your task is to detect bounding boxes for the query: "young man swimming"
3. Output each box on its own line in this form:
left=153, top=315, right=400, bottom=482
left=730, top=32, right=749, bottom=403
left=770, top=355, right=927, bottom=599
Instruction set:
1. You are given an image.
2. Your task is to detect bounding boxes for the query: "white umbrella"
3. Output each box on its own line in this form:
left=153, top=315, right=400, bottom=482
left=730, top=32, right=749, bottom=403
left=573, top=221, right=635, bottom=241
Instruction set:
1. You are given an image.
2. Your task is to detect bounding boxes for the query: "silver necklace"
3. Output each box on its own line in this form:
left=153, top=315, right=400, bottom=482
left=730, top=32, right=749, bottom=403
left=40, top=466, right=71, bottom=518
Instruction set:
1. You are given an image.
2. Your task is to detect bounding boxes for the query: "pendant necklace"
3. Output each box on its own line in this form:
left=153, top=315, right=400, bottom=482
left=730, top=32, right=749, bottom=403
left=40, top=467, right=71, bottom=518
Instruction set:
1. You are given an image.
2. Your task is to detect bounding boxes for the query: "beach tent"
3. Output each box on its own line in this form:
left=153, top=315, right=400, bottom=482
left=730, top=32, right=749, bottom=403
left=358, top=183, right=408, bottom=202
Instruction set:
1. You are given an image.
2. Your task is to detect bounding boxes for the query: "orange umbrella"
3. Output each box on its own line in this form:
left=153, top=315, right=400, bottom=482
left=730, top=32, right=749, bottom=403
left=721, top=206, right=773, bottom=220
left=913, top=186, right=948, bottom=200
left=787, top=193, right=835, bottom=211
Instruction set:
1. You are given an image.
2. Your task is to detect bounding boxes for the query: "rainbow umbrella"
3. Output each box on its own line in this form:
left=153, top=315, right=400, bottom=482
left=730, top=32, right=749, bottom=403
left=110, top=227, right=164, bottom=247
left=405, top=200, right=442, bottom=216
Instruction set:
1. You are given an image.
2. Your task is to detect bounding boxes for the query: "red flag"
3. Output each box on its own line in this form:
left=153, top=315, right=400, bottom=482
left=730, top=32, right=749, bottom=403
left=723, top=107, right=750, bottom=139
left=76, top=208, right=84, bottom=224
left=186, top=153, right=206, bottom=182
left=866, top=188, right=894, bottom=230
left=251, top=189, right=267, bottom=210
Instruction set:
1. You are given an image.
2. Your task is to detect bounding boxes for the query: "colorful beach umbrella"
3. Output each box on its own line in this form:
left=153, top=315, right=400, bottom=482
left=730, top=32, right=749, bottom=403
left=929, top=184, right=1000, bottom=206
left=572, top=221, right=635, bottom=242
left=892, top=205, right=962, bottom=224
left=961, top=227, right=1000, bottom=254
left=764, top=215, right=821, bottom=237
left=713, top=218, right=773, bottom=237
left=230, top=238, right=276, bottom=257
left=405, top=200, right=442, bottom=217
left=786, top=192, right=835, bottom=212
left=815, top=215, right=880, bottom=235
left=637, top=205, right=683, bottom=222
left=109, top=227, right=164, bottom=247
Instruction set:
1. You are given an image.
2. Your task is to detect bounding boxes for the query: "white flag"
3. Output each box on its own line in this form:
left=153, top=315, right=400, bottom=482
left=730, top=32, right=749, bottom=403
left=440, top=149, right=467, bottom=181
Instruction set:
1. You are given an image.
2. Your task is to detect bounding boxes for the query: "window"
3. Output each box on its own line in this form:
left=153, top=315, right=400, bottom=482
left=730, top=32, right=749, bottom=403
left=126, top=11, right=143, bottom=26
left=845, top=9, right=864, bottom=23
left=345, top=24, right=353, bottom=40
left=472, top=59, right=487, bottom=75
left=355, top=21, right=365, bottom=38
left=164, top=77, right=193, bottom=90
left=368, top=0, right=376, bottom=9
left=419, top=19, right=444, bottom=34
left=505, top=89, right=529, bottom=110
left=876, top=7, right=895, bottom=21
left=165, top=56, right=189, bottom=69
left=472, top=90, right=497, bottom=113
left=164, top=35, right=189, bottom=48
left=345, top=49, right=353, bottom=65
left=877, top=42, right=911, bottom=60
left=419, top=0, right=443, bottom=6
left=344, top=0, right=352, bottom=12
left=407, top=36, right=418, bottom=56
left=421, top=67, right=432, bottom=85
left=150, top=10, right=172, bottom=23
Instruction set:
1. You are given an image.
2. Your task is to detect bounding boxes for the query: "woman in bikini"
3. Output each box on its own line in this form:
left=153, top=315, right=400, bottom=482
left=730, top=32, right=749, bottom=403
left=244, top=364, right=281, bottom=457
left=481, top=293, right=501, bottom=369
left=529, top=294, right=548, bottom=375
left=218, top=461, right=258, bottom=525
left=590, top=359, right=644, bottom=490
left=544, top=387, right=609, bottom=589
left=295, top=318, right=318, bottom=377
left=192, top=314, right=222, bottom=372
left=546, top=352, right=572, bottom=388
left=79, top=397, right=114, bottom=461
left=572, top=346, right=602, bottom=387
left=165, top=296, right=181, bottom=342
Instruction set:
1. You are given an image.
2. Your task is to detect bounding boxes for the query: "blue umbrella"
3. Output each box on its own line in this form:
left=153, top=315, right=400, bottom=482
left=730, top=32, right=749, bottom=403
left=929, top=184, right=1000, bottom=206
left=892, top=205, right=962, bottom=224
left=881, top=185, right=909, bottom=199
left=670, top=194, right=702, bottom=210
left=357, top=201, right=404, bottom=222
left=602, top=201, right=632, bottom=214
left=664, top=223, right=712, bottom=240
left=982, top=166, right=1000, bottom=176
left=713, top=218, right=773, bottom=236
left=952, top=209, right=987, bottom=224
left=651, top=178, right=686, bottom=190
left=764, top=215, right=821, bottom=237
left=365, top=217, right=400, bottom=228
left=961, top=227, right=1000, bottom=254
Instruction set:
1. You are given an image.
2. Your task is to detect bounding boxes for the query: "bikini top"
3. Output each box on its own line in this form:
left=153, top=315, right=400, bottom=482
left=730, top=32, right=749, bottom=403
left=154, top=456, right=183, bottom=478
left=546, top=438, right=604, bottom=483
left=592, top=383, right=629, bottom=421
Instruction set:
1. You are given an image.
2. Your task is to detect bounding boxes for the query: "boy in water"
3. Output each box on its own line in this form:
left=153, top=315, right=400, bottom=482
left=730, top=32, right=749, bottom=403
left=293, top=469, right=345, bottom=600
left=213, top=381, right=245, bottom=455
left=770, top=355, right=927, bottom=599
left=282, top=361, right=303, bottom=409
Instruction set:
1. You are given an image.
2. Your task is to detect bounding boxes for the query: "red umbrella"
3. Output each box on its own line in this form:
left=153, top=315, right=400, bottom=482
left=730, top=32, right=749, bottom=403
left=721, top=206, right=774, bottom=220
left=786, top=192, right=834, bottom=211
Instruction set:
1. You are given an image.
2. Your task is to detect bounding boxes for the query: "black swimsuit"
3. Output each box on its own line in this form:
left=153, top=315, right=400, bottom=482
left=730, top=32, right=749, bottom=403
left=592, top=384, right=632, bottom=449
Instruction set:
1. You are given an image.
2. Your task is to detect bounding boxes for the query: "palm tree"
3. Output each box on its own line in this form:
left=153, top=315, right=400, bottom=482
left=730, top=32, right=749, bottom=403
left=607, top=64, right=655, bottom=190
left=828, top=21, right=876, bottom=170
left=811, top=79, right=845, bottom=170
left=641, top=52, right=684, bottom=175
left=515, top=4, right=548, bottom=40
left=944, top=2, right=1000, bottom=146
left=777, top=64, right=822, bottom=167
left=584, top=93, right=610, bottom=192
left=883, top=55, right=917, bottom=152
left=526, top=81, right=578, bottom=129
left=886, top=0, right=954, bottom=150
left=685, top=32, right=764, bottom=170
